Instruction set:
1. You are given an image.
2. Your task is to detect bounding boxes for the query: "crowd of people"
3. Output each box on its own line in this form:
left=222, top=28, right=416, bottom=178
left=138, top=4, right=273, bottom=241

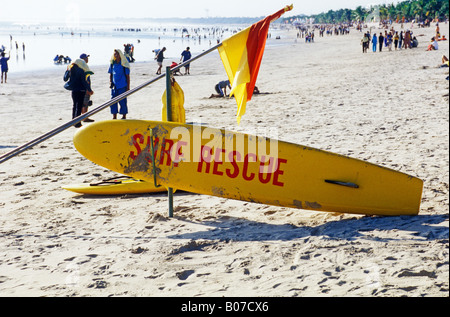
left=295, top=23, right=352, bottom=43
left=4, top=20, right=447, bottom=128
left=361, top=29, right=420, bottom=53
left=360, top=22, right=446, bottom=53
left=54, top=55, right=72, bottom=64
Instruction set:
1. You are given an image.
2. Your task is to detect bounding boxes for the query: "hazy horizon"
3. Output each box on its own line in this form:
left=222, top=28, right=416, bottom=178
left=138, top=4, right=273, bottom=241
left=1, top=0, right=397, bottom=24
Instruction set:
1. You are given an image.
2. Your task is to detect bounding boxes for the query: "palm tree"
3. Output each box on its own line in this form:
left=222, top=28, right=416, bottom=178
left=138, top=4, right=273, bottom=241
left=387, top=3, right=398, bottom=21
left=379, top=5, right=389, bottom=20
left=438, top=0, right=449, bottom=19
left=283, top=0, right=448, bottom=25
left=396, top=1, right=412, bottom=21
left=413, top=0, right=425, bottom=20
left=352, top=6, right=367, bottom=22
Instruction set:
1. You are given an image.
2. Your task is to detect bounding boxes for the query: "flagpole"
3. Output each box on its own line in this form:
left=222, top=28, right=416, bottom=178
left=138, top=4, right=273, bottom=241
left=0, top=43, right=223, bottom=165
left=165, top=66, right=174, bottom=218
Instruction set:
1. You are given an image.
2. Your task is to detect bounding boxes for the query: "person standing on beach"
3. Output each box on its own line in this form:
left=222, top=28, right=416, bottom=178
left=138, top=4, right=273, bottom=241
left=372, top=33, right=378, bottom=52
left=69, top=60, right=94, bottom=128
left=79, top=53, right=95, bottom=123
left=180, top=47, right=192, bottom=75
left=394, top=32, right=399, bottom=50
left=156, top=47, right=166, bottom=75
left=108, top=49, right=130, bottom=120
left=361, top=33, right=369, bottom=53
left=386, top=32, right=393, bottom=51
left=378, top=32, right=384, bottom=52
left=1, top=51, right=10, bottom=84
left=404, top=30, right=412, bottom=49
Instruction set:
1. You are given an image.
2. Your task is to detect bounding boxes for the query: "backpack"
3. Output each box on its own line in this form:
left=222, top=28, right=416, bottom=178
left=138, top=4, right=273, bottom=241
left=63, top=66, right=73, bottom=90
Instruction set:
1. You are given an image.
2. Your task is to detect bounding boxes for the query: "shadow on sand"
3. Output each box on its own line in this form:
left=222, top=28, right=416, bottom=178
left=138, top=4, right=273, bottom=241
left=168, top=214, right=448, bottom=243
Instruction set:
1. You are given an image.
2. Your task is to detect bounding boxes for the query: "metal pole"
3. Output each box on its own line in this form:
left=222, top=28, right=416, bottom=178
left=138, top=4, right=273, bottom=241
left=0, top=43, right=223, bottom=165
left=0, top=73, right=162, bottom=164
left=165, top=66, right=174, bottom=218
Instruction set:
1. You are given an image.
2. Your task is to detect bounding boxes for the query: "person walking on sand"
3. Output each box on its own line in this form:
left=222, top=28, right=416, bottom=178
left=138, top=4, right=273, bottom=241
left=109, top=49, right=130, bottom=120
left=361, top=33, right=369, bottom=53
left=394, top=31, right=399, bottom=50
left=372, top=33, right=377, bottom=53
left=1, top=51, right=10, bottom=84
left=156, top=47, right=166, bottom=75
left=378, top=32, right=384, bottom=52
left=79, top=53, right=95, bottom=123
left=180, top=47, right=192, bottom=75
left=69, top=59, right=94, bottom=128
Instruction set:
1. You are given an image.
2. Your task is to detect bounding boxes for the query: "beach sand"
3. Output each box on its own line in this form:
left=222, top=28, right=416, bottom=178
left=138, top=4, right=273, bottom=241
left=0, top=23, right=448, bottom=297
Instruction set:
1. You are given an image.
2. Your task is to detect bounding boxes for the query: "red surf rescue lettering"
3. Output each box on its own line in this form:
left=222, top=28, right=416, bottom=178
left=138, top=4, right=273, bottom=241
left=129, top=133, right=181, bottom=167
left=129, top=134, right=287, bottom=187
left=197, top=145, right=287, bottom=187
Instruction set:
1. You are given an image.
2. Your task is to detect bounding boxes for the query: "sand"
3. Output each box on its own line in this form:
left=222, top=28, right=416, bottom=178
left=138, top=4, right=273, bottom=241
left=0, top=23, right=448, bottom=297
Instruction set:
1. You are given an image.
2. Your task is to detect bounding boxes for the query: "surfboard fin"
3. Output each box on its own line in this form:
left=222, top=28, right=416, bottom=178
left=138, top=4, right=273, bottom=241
left=325, top=180, right=359, bottom=189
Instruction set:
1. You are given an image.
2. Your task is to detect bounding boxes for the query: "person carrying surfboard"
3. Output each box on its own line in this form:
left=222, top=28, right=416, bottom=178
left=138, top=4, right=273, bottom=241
left=108, top=49, right=131, bottom=120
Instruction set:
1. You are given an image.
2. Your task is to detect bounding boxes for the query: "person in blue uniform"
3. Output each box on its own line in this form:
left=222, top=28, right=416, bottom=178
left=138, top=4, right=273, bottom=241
left=108, top=49, right=131, bottom=120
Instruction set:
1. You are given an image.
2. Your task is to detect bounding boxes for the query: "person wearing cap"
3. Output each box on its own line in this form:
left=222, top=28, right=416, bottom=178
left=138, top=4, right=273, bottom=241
left=68, top=58, right=94, bottom=128
left=79, top=53, right=95, bottom=122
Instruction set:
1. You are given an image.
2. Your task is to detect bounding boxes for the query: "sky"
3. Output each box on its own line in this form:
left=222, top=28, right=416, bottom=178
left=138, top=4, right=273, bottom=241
left=0, top=0, right=395, bottom=23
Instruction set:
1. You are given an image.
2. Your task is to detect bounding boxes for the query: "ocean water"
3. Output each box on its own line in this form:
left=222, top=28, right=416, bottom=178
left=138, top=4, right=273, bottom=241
left=0, top=20, right=251, bottom=73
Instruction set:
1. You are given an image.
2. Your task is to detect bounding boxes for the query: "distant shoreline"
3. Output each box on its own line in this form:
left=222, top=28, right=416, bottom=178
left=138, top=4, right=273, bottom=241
left=0, top=17, right=271, bottom=29
left=1, top=21, right=291, bottom=75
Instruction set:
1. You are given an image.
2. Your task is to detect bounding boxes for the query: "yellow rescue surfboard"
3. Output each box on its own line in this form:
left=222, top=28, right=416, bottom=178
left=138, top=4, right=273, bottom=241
left=63, top=177, right=167, bottom=195
left=73, top=120, right=423, bottom=216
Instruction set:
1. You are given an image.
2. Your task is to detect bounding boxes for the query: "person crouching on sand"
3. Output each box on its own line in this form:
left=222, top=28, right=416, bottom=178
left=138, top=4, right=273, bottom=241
left=210, top=80, right=231, bottom=98
left=108, top=49, right=130, bottom=120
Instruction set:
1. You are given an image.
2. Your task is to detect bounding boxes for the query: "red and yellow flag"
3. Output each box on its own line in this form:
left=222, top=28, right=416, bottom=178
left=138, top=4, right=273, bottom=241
left=218, top=5, right=293, bottom=124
